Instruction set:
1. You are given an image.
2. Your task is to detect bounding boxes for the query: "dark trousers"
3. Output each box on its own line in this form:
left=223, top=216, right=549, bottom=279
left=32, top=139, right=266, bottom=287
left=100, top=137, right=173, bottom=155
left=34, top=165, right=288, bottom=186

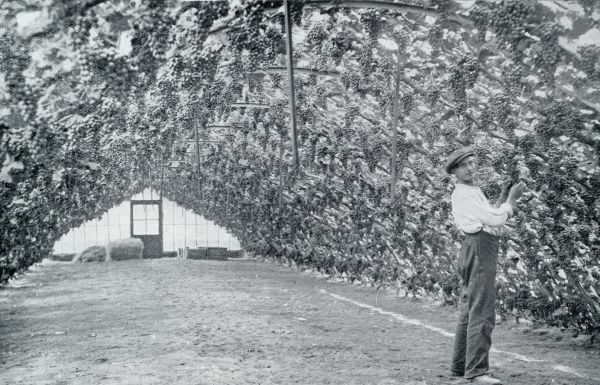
left=451, top=230, right=499, bottom=379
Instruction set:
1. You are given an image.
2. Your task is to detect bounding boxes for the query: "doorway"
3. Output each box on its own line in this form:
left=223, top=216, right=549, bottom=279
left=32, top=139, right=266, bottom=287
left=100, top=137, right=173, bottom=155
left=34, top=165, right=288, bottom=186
left=130, top=199, right=163, bottom=258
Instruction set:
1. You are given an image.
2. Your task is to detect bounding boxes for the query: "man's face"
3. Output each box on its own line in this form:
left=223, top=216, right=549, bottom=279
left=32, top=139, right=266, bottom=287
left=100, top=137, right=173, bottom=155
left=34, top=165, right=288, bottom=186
left=453, top=155, right=477, bottom=184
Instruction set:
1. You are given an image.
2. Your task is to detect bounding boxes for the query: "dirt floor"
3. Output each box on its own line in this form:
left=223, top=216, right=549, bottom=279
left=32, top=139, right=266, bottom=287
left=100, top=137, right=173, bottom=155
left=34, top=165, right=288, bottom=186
left=1, top=258, right=599, bottom=385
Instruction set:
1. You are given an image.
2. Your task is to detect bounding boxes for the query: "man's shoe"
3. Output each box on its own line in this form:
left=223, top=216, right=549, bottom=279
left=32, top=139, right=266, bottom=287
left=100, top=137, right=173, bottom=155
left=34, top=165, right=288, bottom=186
left=472, top=374, right=502, bottom=384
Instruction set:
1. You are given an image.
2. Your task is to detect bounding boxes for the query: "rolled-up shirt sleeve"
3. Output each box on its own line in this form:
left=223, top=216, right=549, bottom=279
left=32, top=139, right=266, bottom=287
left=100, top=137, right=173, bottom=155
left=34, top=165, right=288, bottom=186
left=468, top=199, right=512, bottom=227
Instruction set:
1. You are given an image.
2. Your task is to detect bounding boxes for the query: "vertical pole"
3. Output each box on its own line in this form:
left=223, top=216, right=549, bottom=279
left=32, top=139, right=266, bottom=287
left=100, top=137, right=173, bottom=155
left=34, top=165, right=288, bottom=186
left=390, top=60, right=401, bottom=201
left=284, top=0, right=299, bottom=169
left=160, top=153, right=165, bottom=257
left=118, top=201, right=122, bottom=239
left=226, top=188, right=230, bottom=250
left=160, top=152, right=165, bottom=200
left=172, top=201, right=175, bottom=252
left=130, top=202, right=134, bottom=237
left=194, top=117, right=201, bottom=177
left=107, top=210, right=110, bottom=243
left=279, top=135, right=284, bottom=209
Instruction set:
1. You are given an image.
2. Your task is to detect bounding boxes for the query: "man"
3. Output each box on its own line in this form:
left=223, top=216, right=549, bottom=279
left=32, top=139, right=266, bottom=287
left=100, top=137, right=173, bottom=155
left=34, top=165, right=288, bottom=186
left=446, top=146, right=526, bottom=384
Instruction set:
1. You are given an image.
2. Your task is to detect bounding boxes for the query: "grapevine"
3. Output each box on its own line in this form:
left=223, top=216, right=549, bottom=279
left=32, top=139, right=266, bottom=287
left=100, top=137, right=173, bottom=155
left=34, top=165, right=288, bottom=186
left=0, top=0, right=598, bottom=341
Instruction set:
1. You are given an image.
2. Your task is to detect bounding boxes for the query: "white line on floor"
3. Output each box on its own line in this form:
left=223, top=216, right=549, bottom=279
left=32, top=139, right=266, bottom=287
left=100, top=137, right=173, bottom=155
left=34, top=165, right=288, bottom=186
left=320, top=289, right=600, bottom=383
left=322, top=289, right=454, bottom=338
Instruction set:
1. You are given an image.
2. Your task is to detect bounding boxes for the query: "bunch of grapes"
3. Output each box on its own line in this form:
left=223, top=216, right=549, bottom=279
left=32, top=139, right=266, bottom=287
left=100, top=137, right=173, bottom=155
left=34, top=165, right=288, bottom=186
left=330, top=32, right=353, bottom=63
left=226, top=1, right=280, bottom=64
left=503, top=63, right=524, bottom=95
left=402, top=94, right=414, bottom=115
left=577, top=45, right=600, bottom=80
left=4, top=45, right=30, bottom=101
left=374, top=55, right=394, bottom=79
left=490, top=146, right=515, bottom=174
left=269, top=72, right=283, bottom=88
left=517, top=133, right=536, bottom=155
left=474, top=142, right=491, bottom=162
left=307, top=23, right=328, bottom=48
left=532, top=23, right=564, bottom=84
left=535, top=101, right=582, bottom=141
left=449, top=66, right=467, bottom=113
left=462, top=56, right=480, bottom=88
left=480, top=178, right=502, bottom=201
left=428, top=22, right=443, bottom=52
left=288, top=0, right=305, bottom=25
left=359, top=10, right=383, bottom=42
left=364, top=149, right=378, bottom=173
left=488, top=0, right=534, bottom=48
left=423, top=123, right=440, bottom=149
left=197, top=45, right=222, bottom=79
left=501, top=117, right=518, bottom=141
left=377, top=89, right=394, bottom=117
left=344, top=104, right=360, bottom=129
left=490, top=93, right=511, bottom=124
left=358, top=46, right=374, bottom=77
left=340, top=72, right=361, bottom=92
left=391, top=27, right=410, bottom=52
left=193, top=1, right=229, bottom=31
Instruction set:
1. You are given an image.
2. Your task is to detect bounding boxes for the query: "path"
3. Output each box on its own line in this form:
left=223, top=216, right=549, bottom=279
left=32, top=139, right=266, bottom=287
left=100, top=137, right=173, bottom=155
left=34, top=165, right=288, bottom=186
left=1, top=258, right=599, bottom=385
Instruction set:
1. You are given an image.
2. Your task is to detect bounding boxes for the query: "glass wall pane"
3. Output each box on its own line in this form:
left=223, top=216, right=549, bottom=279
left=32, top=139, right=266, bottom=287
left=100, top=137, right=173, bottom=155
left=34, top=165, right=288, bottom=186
left=172, top=224, right=185, bottom=246
left=147, top=220, right=160, bottom=235
left=146, top=204, right=159, bottom=220
left=133, top=204, right=146, bottom=220
left=185, top=225, right=197, bottom=247
left=83, top=225, right=96, bottom=247
left=97, top=226, right=109, bottom=244
left=118, top=202, right=128, bottom=227
left=163, top=224, right=174, bottom=251
left=133, top=220, right=146, bottom=235
left=109, top=226, right=121, bottom=242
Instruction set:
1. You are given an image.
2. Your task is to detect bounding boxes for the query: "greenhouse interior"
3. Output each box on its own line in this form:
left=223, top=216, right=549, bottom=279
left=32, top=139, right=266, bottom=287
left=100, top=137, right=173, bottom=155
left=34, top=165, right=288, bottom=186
left=1, top=0, right=599, bottom=384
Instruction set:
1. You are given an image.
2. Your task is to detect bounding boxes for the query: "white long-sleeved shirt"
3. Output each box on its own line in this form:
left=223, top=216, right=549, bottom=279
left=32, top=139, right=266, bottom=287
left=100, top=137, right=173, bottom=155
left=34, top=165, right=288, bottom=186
left=450, top=183, right=513, bottom=236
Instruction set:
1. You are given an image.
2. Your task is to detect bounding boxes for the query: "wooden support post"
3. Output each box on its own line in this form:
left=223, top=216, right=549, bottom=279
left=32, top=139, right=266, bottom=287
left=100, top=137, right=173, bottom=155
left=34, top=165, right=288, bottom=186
left=279, top=135, right=284, bottom=209
left=160, top=152, right=165, bottom=200
left=390, top=58, right=401, bottom=201
left=194, top=118, right=201, bottom=176
left=284, top=0, right=300, bottom=169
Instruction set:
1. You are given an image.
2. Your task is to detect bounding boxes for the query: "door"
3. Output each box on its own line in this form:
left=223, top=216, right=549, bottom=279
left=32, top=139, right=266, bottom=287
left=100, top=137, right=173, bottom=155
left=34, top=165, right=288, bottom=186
left=130, top=200, right=163, bottom=258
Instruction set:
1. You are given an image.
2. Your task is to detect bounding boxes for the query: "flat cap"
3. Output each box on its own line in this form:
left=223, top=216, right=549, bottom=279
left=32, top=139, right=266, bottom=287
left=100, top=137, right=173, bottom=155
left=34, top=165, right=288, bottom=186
left=445, top=146, right=475, bottom=174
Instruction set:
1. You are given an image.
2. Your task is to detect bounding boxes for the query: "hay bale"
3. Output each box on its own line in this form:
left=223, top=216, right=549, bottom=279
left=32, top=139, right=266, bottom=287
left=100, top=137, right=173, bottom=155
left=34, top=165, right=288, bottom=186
left=49, top=253, right=76, bottom=262
left=225, top=250, right=244, bottom=258
left=207, top=247, right=228, bottom=260
left=106, top=238, right=144, bottom=261
left=74, top=246, right=107, bottom=263
left=187, top=247, right=207, bottom=260
left=163, top=251, right=177, bottom=258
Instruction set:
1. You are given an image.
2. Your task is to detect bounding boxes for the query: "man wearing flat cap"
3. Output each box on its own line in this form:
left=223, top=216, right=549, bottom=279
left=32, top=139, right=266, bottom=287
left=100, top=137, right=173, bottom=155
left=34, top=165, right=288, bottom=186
left=446, top=146, right=526, bottom=385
